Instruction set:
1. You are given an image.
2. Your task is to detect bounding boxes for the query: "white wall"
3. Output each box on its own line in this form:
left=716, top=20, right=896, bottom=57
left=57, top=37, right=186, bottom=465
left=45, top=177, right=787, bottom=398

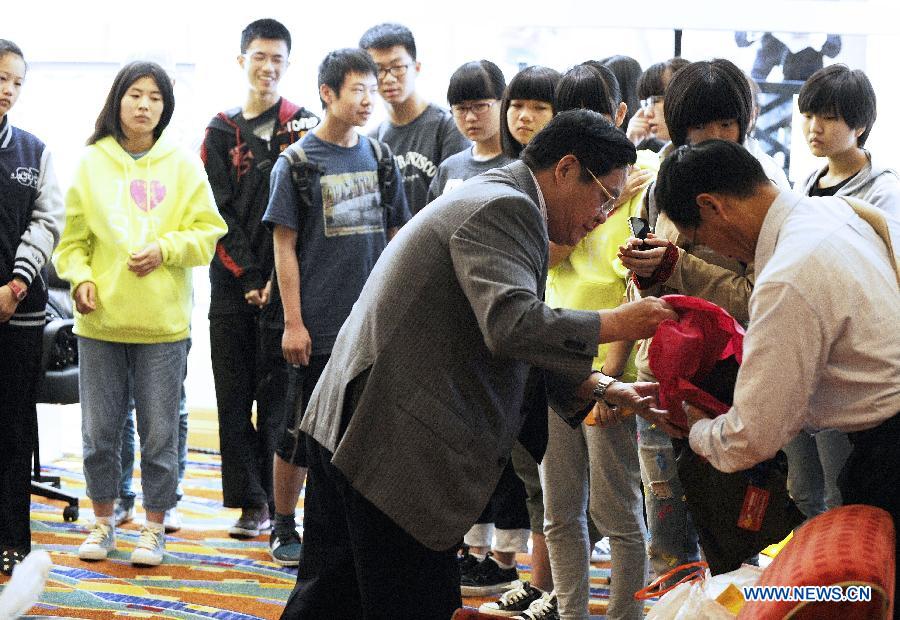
left=9, top=1, right=900, bottom=410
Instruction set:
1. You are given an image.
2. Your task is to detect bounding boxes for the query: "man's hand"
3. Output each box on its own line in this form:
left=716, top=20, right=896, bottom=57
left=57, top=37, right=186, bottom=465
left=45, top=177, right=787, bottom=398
left=603, top=380, right=661, bottom=418
left=0, top=283, right=23, bottom=322
left=599, top=296, right=677, bottom=342
left=74, top=281, right=98, bottom=314
left=618, top=233, right=671, bottom=277
left=653, top=401, right=713, bottom=439
left=282, top=322, right=312, bottom=366
left=127, top=242, right=163, bottom=277
left=615, top=168, right=654, bottom=208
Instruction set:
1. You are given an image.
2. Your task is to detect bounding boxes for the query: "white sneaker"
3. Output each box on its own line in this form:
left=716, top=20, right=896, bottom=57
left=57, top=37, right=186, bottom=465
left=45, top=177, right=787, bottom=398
left=78, top=522, right=116, bottom=560
left=131, top=524, right=166, bottom=566
left=164, top=508, right=181, bottom=533
left=591, top=537, right=611, bottom=562
left=513, top=591, right=558, bottom=620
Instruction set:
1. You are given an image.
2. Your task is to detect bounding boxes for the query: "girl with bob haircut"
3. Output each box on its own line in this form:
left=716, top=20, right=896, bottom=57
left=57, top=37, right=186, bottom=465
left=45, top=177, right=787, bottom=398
left=500, top=65, right=561, bottom=159
left=783, top=64, right=900, bottom=522
left=0, top=39, right=64, bottom=576
left=54, top=61, right=226, bottom=567
left=427, top=60, right=513, bottom=202
left=543, top=61, right=656, bottom=620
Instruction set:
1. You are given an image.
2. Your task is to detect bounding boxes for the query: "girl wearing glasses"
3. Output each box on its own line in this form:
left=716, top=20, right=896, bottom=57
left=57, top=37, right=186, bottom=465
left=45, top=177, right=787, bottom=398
left=427, top=60, right=511, bottom=202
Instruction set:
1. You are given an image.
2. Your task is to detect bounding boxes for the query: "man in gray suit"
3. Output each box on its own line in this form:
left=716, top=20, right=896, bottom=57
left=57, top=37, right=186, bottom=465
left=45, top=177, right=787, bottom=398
left=282, top=110, right=677, bottom=619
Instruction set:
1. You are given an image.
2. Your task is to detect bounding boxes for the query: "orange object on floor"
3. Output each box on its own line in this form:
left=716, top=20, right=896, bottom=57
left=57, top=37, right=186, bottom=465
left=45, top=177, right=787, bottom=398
left=738, top=504, right=895, bottom=619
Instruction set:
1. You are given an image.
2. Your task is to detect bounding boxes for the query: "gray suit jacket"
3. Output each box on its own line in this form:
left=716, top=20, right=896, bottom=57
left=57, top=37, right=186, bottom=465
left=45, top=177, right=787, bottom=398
left=300, top=160, right=601, bottom=550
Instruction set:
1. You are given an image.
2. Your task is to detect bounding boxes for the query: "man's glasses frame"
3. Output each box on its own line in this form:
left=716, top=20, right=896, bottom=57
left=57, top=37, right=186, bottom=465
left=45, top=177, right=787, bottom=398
left=586, top=168, right=619, bottom=216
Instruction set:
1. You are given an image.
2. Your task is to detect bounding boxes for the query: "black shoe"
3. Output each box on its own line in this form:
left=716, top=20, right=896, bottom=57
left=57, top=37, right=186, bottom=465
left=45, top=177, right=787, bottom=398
left=228, top=505, right=271, bottom=538
left=269, top=527, right=302, bottom=567
left=0, top=549, right=25, bottom=576
left=478, top=581, right=545, bottom=616
left=460, top=552, right=520, bottom=596
left=458, top=545, right=480, bottom=579
left=513, top=592, right=559, bottom=620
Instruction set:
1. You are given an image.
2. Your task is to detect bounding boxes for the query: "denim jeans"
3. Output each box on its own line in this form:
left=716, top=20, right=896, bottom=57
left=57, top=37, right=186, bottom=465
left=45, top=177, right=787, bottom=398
left=119, top=338, right=191, bottom=507
left=79, top=337, right=187, bottom=514
left=541, top=411, right=647, bottom=620
left=782, top=430, right=852, bottom=518
left=636, top=415, right=700, bottom=579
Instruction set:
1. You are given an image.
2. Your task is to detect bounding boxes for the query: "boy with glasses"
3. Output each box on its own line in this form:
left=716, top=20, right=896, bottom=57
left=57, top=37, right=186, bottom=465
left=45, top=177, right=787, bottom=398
left=360, top=23, right=470, bottom=214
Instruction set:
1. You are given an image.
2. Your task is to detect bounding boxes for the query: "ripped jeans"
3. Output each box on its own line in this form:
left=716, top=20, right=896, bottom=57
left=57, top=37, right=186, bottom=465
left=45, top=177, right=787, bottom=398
left=636, top=415, right=700, bottom=579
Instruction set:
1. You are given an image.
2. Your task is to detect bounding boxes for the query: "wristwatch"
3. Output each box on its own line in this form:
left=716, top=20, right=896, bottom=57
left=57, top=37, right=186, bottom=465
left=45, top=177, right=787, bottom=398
left=6, top=280, right=27, bottom=301
left=592, top=372, right=619, bottom=405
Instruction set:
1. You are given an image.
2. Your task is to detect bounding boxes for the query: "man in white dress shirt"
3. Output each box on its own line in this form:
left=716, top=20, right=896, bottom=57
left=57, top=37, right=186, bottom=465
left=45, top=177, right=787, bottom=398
left=653, top=139, right=899, bottom=605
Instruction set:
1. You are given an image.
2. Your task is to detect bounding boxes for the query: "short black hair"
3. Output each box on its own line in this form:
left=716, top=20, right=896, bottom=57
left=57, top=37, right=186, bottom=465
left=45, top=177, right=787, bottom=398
left=88, top=61, right=175, bottom=146
left=655, top=139, right=769, bottom=228
left=598, top=55, right=641, bottom=127
left=500, top=65, right=561, bottom=158
left=521, top=109, right=636, bottom=181
left=556, top=64, right=618, bottom=119
left=318, top=48, right=378, bottom=109
left=799, top=64, right=877, bottom=147
left=0, top=39, right=25, bottom=69
left=240, top=18, right=291, bottom=55
left=359, top=23, right=417, bottom=59
left=447, top=60, right=506, bottom=105
left=664, top=58, right=752, bottom=147
left=637, top=57, right=690, bottom=99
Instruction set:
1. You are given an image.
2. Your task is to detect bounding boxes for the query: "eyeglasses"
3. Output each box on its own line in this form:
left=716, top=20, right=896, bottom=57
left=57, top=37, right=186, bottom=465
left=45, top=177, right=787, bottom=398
left=451, top=101, right=497, bottom=117
left=377, top=63, right=412, bottom=79
left=585, top=168, right=619, bottom=216
left=640, top=95, right=664, bottom=112
left=245, top=52, right=287, bottom=68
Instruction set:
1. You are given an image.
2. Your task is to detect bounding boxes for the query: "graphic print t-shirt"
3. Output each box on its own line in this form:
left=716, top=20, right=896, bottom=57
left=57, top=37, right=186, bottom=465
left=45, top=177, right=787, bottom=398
left=263, top=132, right=410, bottom=354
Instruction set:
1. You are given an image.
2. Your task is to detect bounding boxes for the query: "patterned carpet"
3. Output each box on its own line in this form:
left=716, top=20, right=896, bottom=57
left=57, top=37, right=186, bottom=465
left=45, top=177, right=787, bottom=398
left=4, top=449, right=635, bottom=619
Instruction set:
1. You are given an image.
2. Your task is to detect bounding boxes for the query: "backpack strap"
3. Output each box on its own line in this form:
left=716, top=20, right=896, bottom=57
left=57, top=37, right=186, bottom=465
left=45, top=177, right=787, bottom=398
left=366, top=136, right=398, bottom=209
left=279, top=144, right=325, bottom=227
left=841, top=196, right=900, bottom=289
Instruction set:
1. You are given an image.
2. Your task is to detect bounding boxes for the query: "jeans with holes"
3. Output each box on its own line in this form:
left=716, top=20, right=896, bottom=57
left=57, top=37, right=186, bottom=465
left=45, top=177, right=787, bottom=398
left=636, top=415, right=700, bottom=579
left=79, top=337, right=187, bottom=514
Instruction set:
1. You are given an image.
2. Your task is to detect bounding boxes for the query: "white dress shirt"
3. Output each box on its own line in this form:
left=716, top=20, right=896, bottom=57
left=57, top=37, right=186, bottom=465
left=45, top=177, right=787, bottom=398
left=689, top=191, right=900, bottom=472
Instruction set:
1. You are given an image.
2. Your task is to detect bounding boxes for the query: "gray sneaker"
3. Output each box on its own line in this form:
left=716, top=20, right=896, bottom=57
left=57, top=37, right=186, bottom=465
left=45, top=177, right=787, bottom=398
left=78, top=522, right=116, bottom=560
left=229, top=505, right=271, bottom=538
left=131, top=524, right=166, bottom=566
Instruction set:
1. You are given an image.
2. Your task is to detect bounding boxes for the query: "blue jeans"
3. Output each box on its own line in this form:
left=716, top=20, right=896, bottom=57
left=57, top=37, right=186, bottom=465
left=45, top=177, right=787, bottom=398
left=120, top=338, right=191, bottom=507
left=636, top=415, right=700, bottom=579
left=78, top=337, right=187, bottom=514
left=782, top=430, right=852, bottom=518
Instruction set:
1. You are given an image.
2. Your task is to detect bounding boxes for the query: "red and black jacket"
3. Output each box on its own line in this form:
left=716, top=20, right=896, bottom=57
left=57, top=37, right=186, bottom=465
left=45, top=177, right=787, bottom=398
left=201, top=98, right=319, bottom=315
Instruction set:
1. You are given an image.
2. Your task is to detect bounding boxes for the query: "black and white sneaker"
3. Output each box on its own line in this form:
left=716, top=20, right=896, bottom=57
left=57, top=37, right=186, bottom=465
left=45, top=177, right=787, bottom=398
left=478, top=581, right=545, bottom=617
left=460, top=552, right=520, bottom=596
left=513, top=591, right=559, bottom=620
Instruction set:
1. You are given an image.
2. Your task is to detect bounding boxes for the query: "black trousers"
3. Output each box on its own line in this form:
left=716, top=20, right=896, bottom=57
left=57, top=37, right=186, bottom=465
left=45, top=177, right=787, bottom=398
left=210, top=313, right=279, bottom=510
left=0, top=323, right=41, bottom=553
left=839, top=413, right=900, bottom=620
left=281, top=380, right=462, bottom=620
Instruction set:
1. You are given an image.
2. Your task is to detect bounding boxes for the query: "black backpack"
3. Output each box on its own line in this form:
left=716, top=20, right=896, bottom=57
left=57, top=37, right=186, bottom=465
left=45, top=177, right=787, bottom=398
left=259, top=136, right=399, bottom=337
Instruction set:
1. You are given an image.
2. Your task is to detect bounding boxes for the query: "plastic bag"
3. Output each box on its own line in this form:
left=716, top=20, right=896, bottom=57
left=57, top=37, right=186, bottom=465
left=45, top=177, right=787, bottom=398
left=646, top=564, right=764, bottom=620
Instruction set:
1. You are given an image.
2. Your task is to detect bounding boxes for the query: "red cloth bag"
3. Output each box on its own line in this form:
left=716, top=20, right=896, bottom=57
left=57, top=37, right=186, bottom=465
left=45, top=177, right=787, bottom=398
left=648, top=295, right=745, bottom=428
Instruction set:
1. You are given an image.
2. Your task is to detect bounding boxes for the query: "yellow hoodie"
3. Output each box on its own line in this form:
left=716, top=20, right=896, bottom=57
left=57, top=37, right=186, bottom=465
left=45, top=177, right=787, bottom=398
left=545, top=148, right=660, bottom=376
left=54, top=134, right=226, bottom=343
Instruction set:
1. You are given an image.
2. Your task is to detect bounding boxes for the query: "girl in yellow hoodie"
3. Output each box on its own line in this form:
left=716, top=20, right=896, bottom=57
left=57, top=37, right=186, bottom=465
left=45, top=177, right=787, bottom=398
left=53, top=61, right=225, bottom=566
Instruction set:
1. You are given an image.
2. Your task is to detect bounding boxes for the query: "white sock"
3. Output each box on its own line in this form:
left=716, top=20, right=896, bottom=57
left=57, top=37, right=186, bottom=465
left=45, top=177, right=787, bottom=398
left=491, top=556, right=516, bottom=570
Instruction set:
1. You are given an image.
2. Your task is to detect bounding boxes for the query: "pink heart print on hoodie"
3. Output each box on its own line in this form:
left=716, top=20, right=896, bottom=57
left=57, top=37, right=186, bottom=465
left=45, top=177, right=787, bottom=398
left=130, top=179, right=167, bottom=212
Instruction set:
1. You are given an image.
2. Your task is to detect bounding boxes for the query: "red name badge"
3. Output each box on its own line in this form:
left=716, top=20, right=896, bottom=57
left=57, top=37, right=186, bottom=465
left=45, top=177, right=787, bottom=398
left=738, top=485, right=770, bottom=532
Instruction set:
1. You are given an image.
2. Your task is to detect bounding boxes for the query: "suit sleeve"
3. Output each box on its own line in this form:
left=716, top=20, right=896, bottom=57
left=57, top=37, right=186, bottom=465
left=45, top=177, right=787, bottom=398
left=448, top=197, right=599, bottom=385
left=201, top=125, right=267, bottom=292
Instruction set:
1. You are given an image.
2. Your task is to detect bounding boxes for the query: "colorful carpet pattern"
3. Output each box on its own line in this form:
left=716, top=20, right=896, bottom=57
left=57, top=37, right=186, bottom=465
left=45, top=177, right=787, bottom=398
left=3, top=451, right=639, bottom=619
